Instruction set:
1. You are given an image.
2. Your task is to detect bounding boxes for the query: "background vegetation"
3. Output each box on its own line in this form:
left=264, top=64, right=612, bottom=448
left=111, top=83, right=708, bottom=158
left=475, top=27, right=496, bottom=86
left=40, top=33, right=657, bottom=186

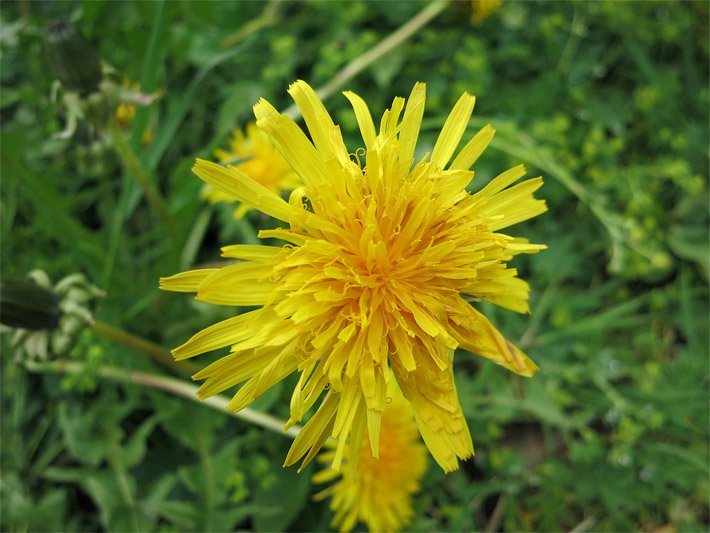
left=1, top=0, right=708, bottom=531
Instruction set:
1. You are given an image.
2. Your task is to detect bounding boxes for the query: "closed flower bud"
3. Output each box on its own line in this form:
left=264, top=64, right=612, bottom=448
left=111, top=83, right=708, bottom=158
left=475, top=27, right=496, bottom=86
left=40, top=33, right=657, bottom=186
left=2, top=270, right=103, bottom=361
left=46, top=20, right=102, bottom=96
left=0, top=278, right=61, bottom=331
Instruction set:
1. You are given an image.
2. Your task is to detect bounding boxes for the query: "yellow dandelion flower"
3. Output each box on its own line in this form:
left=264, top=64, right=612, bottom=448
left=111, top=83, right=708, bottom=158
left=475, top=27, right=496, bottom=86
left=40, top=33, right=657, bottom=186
left=160, top=80, right=547, bottom=474
left=203, top=122, right=300, bottom=218
left=471, top=0, right=502, bottom=24
left=313, top=380, right=427, bottom=533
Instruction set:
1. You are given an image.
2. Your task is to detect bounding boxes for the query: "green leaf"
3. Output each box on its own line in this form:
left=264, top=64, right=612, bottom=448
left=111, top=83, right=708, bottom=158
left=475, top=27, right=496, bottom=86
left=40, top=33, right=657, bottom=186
left=253, top=462, right=313, bottom=532
left=668, top=225, right=710, bottom=280
left=58, top=403, right=114, bottom=467
left=120, top=414, right=161, bottom=468
left=154, top=392, right=226, bottom=452
left=0, top=130, right=105, bottom=278
left=44, top=468, right=142, bottom=531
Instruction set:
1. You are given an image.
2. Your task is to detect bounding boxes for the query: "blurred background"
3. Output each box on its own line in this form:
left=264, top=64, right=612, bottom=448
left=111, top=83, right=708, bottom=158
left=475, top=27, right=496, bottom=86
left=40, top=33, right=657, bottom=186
left=1, top=0, right=708, bottom=531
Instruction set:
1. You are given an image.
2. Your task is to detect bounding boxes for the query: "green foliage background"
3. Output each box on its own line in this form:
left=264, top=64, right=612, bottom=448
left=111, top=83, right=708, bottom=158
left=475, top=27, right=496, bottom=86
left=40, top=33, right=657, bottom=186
left=1, top=0, right=708, bottom=531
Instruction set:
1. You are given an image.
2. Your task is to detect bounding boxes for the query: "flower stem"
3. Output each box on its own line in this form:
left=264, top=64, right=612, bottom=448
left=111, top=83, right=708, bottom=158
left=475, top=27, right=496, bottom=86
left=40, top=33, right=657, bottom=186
left=108, top=124, right=177, bottom=243
left=23, top=359, right=301, bottom=439
left=283, top=0, right=450, bottom=119
left=93, top=319, right=199, bottom=376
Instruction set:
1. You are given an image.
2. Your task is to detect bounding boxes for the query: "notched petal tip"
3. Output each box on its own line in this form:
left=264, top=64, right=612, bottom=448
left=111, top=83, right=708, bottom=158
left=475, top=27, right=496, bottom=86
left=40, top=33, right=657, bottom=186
left=288, top=78, right=315, bottom=95
left=253, top=97, right=279, bottom=120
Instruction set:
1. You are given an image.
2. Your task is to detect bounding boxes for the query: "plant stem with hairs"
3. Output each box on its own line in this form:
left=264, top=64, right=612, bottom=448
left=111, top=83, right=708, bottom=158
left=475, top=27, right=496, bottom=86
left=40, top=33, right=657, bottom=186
left=24, top=359, right=301, bottom=439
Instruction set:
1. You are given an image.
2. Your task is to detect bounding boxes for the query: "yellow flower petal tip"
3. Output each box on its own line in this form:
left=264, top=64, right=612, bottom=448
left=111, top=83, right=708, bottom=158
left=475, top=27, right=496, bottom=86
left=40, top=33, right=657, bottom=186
left=161, top=80, right=547, bottom=475
left=201, top=122, right=300, bottom=218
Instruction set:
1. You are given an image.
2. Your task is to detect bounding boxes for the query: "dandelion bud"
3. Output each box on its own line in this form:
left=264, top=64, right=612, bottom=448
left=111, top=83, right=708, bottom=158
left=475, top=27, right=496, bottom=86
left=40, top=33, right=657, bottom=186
left=46, top=20, right=102, bottom=96
left=2, top=271, right=103, bottom=361
left=0, top=278, right=61, bottom=331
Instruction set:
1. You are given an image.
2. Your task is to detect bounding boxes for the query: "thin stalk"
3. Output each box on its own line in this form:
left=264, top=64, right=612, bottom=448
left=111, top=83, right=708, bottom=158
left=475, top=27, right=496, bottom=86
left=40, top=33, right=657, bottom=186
left=234, top=216, right=260, bottom=245
left=282, top=0, right=450, bottom=119
left=93, top=320, right=198, bottom=376
left=197, top=434, right=215, bottom=531
left=108, top=437, right=141, bottom=531
left=109, top=124, right=176, bottom=242
left=23, top=360, right=301, bottom=439
left=221, top=0, right=281, bottom=49
left=101, top=164, right=130, bottom=290
left=180, top=206, right=212, bottom=269
left=131, top=0, right=166, bottom=151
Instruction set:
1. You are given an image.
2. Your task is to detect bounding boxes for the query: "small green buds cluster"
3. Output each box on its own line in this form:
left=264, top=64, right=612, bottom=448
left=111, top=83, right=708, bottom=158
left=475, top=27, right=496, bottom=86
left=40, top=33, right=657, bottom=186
left=0, top=270, right=104, bottom=361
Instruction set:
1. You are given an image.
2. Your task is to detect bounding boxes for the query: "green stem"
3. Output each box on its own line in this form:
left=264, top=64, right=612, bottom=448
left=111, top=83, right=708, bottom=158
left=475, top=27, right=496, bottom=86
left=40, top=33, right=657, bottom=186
left=282, top=0, right=450, bottom=119
left=197, top=434, right=215, bottom=531
left=234, top=216, right=260, bottom=245
left=132, top=0, right=166, bottom=151
left=109, top=124, right=176, bottom=242
left=180, top=206, right=212, bottom=270
left=23, top=360, right=300, bottom=439
left=221, top=0, right=281, bottom=49
left=108, top=437, right=141, bottom=531
left=93, top=320, right=198, bottom=376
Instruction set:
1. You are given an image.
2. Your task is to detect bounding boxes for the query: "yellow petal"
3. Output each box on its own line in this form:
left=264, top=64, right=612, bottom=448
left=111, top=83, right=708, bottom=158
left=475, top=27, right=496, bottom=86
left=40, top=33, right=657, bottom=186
left=393, top=347, right=473, bottom=472
left=192, top=159, right=296, bottom=222
left=398, top=82, right=427, bottom=166
left=172, top=309, right=262, bottom=360
left=285, top=391, right=340, bottom=471
left=254, top=99, right=330, bottom=189
left=473, top=164, right=526, bottom=199
left=480, top=177, right=547, bottom=231
left=196, top=262, right=274, bottom=306
left=288, top=80, right=348, bottom=163
left=430, top=92, right=476, bottom=169
left=220, top=244, right=283, bottom=262
left=450, top=124, right=495, bottom=170
left=449, top=300, right=539, bottom=377
left=159, top=268, right=218, bottom=293
left=342, top=91, right=377, bottom=150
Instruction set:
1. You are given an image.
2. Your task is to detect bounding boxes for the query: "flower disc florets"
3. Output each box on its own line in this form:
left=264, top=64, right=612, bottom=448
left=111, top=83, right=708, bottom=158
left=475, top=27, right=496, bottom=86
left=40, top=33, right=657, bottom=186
left=160, top=80, right=547, bottom=473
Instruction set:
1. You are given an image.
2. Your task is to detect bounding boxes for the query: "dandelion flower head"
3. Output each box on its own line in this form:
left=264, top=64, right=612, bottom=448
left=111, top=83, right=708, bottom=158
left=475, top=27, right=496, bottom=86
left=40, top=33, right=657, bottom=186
left=313, top=379, right=427, bottom=533
left=160, top=80, right=547, bottom=474
left=203, top=122, right=300, bottom=218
